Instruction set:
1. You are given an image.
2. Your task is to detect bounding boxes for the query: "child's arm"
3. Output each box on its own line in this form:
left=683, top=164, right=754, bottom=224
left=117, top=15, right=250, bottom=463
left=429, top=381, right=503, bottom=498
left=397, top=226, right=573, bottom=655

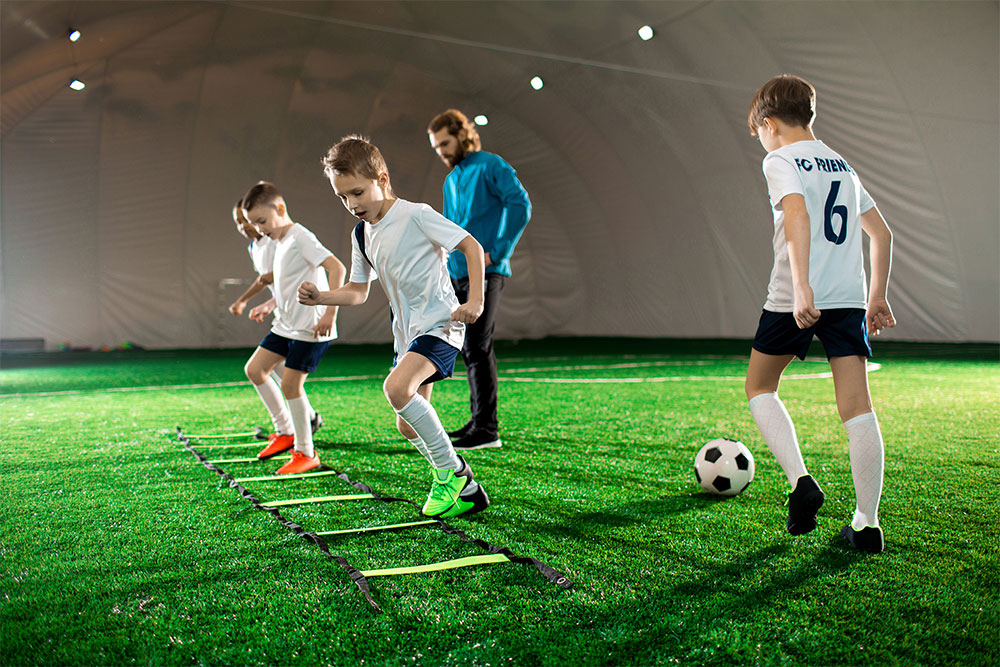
left=451, top=235, right=486, bottom=323
left=312, top=256, right=347, bottom=337
left=229, top=273, right=274, bottom=316
left=861, top=207, right=896, bottom=336
left=781, top=193, right=821, bottom=330
left=298, top=280, right=370, bottom=307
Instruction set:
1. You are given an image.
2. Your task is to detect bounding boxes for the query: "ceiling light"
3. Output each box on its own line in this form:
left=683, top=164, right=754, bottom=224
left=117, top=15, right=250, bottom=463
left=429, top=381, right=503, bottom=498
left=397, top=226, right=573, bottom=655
left=69, top=79, right=85, bottom=91
left=473, top=115, right=489, bottom=126
left=68, top=29, right=81, bottom=42
left=530, top=76, right=544, bottom=90
left=637, top=25, right=654, bottom=41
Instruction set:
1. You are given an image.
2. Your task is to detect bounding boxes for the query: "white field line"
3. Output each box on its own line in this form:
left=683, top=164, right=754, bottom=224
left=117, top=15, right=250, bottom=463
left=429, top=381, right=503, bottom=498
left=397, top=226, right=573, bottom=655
left=0, top=359, right=878, bottom=397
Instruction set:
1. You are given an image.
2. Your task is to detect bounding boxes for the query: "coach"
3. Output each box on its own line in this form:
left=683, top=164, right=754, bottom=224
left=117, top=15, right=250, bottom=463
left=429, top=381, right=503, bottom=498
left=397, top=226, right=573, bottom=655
left=428, top=109, right=532, bottom=451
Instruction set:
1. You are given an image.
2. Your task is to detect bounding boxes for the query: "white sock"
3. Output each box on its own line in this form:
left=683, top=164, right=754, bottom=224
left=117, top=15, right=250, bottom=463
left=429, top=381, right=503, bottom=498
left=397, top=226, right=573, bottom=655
left=749, top=392, right=808, bottom=487
left=253, top=379, right=293, bottom=435
left=394, top=394, right=461, bottom=471
left=407, top=437, right=433, bottom=465
left=288, top=394, right=314, bottom=457
left=270, top=361, right=285, bottom=386
left=845, top=411, right=884, bottom=529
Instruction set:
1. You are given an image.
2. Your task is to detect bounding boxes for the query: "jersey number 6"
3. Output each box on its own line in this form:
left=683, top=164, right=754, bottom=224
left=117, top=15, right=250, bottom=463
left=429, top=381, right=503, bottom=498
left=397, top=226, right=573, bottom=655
left=824, top=180, right=849, bottom=245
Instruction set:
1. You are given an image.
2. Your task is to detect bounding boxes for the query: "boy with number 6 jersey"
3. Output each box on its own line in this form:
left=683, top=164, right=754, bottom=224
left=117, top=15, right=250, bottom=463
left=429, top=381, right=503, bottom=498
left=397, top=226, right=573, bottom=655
left=744, top=75, right=896, bottom=553
left=298, top=135, right=490, bottom=520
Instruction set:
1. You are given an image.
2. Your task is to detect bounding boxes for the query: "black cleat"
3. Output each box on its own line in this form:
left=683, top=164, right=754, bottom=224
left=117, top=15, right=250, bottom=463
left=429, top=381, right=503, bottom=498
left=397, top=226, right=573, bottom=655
left=452, top=428, right=502, bottom=450
left=447, top=420, right=474, bottom=440
left=787, top=475, right=825, bottom=535
left=840, top=524, right=884, bottom=553
left=311, top=412, right=323, bottom=435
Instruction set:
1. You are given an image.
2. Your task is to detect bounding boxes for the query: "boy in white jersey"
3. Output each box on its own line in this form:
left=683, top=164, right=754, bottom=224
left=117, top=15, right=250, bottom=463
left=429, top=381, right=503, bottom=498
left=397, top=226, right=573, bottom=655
left=229, top=197, right=324, bottom=436
left=241, top=182, right=346, bottom=475
left=298, top=135, right=490, bottom=519
left=745, top=75, right=896, bottom=553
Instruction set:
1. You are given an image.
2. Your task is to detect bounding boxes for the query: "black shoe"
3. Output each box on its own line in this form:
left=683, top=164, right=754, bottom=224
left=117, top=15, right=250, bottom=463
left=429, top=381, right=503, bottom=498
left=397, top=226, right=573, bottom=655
left=311, top=412, right=323, bottom=435
left=787, top=475, right=825, bottom=535
left=447, top=420, right=474, bottom=440
left=452, top=428, right=502, bottom=450
left=840, top=524, right=884, bottom=553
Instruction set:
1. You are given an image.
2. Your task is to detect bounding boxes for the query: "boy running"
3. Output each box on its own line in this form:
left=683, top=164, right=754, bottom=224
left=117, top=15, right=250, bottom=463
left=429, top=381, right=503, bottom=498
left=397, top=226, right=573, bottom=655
left=298, top=135, right=490, bottom=519
left=745, top=75, right=896, bottom=553
left=241, top=182, right=345, bottom=475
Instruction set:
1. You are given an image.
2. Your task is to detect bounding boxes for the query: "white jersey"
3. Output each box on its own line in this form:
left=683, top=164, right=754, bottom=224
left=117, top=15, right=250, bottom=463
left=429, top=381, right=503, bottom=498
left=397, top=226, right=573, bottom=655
left=349, top=198, right=469, bottom=352
left=761, top=140, right=876, bottom=312
left=266, top=223, right=337, bottom=342
left=247, top=236, right=277, bottom=296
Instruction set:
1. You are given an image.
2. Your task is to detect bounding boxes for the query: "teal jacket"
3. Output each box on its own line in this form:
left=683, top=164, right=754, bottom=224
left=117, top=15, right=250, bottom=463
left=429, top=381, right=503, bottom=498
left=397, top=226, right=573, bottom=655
left=443, top=151, right=531, bottom=279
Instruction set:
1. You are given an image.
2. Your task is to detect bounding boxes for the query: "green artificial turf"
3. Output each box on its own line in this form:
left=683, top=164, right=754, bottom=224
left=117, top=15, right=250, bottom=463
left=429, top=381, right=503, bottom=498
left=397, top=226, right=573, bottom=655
left=1, top=338, right=997, bottom=666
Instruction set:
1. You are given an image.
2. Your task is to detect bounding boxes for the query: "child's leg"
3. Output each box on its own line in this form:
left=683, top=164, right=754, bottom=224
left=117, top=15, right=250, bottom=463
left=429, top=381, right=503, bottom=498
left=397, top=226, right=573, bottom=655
left=280, top=368, right=315, bottom=457
left=395, top=384, right=435, bottom=465
left=385, top=352, right=460, bottom=471
left=830, top=355, right=883, bottom=529
left=245, top=347, right=293, bottom=434
left=746, top=350, right=808, bottom=486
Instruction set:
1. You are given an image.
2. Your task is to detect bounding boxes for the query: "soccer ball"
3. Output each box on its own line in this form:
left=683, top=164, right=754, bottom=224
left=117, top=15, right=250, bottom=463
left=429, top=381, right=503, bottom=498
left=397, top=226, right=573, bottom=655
left=694, top=438, right=755, bottom=497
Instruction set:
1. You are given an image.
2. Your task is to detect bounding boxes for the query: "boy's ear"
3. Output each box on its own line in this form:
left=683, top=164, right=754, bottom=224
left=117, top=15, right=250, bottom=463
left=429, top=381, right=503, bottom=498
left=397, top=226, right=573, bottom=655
left=378, top=172, right=390, bottom=189
left=274, top=201, right=286, bottom=217
left=761, top=117, right=778, bottom=135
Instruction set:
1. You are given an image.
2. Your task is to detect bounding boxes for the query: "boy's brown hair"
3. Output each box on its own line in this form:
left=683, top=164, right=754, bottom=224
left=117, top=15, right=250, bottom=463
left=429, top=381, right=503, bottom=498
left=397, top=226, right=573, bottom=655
left=241, top=181, right=282, bottom=212
left=747, top=74, right=816, bottom=136
left=427, top=109, right=482, bottom=152
left=321, top=135, right=390, bottom=183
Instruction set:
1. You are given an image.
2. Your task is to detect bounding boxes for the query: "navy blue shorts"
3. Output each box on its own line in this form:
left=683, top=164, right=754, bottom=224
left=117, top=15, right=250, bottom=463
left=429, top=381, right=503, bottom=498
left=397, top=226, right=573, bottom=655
left=259, top=332, right=331, bottom=373
left=393, top=335, right=460, bottom=385
left=752, top=308, right=871, bottom=361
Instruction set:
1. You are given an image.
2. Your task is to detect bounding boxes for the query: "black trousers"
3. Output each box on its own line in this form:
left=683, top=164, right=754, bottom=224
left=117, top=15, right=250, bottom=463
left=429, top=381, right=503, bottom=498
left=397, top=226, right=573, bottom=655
left=451, top=273, right=505, bottom=433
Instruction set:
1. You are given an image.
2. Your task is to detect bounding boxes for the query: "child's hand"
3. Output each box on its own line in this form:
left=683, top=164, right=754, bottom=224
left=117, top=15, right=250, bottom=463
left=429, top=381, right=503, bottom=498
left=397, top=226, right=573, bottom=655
left=867, top=297, right=896, bottom=336
left=793, top=286, right=821, bottom=329
left=229, top=301, right=246, bottom=317
left=298, top=282, right=321, bottom=305
left=248, top=303, right=273, bottom=322
left=313, top=311, right=334, bottom=337
left=451, top=300, right=484, bottom=324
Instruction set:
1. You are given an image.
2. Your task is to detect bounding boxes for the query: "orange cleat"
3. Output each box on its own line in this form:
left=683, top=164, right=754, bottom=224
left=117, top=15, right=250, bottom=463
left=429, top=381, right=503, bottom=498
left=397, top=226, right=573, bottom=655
left=257, top=433, right=294, bottom=460
left=276, top=450, right=321, bottom=475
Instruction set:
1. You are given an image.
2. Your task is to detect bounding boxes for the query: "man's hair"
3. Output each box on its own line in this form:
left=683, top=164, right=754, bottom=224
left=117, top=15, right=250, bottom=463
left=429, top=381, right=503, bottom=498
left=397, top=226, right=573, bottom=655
left=747, top=74, right=816, bottom=135
left=241, top=181, right=282, bottom=212
left=321, top=135, right=390, bottom=182
left=427, top=109, right=481, bottom=152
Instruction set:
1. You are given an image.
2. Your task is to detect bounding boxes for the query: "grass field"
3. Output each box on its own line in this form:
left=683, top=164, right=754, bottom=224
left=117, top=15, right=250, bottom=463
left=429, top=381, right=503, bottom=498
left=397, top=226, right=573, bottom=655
left=1, top=338, right=998, bottom=666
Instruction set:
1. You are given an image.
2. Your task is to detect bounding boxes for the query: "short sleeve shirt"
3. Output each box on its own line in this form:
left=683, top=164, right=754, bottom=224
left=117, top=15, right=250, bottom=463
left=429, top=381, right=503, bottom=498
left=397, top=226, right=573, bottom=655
left=349, top=199, right=469, bottom=351
left=248, top=236, right=277, bottom=297
left=761, top=140, right=876, bottom=311
left=270, top=223, right=336, bottom=342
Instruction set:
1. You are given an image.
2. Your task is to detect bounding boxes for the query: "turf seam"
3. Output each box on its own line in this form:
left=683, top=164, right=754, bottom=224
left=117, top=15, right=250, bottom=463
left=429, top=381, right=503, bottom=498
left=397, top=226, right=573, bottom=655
left=180, top=438, right=383, bottom=613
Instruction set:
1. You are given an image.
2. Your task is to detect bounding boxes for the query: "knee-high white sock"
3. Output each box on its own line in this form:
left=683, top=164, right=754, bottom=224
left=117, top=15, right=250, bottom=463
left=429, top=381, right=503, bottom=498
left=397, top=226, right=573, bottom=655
left=394, top=394, right=461, bottom=471
left=287, top=394, right=315, bottom=457
left=270, top=362, right=285, bottom=386
left=845, top=411, right=884, bottom=529
left=407, top=437, right=433, bottom=465
left=253, top=379, right=293, bottom=435
left=749, top=392, right=808, bottom=487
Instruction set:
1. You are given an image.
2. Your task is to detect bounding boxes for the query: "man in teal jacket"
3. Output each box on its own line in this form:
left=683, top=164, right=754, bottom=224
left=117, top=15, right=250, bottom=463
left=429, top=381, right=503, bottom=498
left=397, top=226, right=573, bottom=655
left=428, top=109, right=532, bottom=450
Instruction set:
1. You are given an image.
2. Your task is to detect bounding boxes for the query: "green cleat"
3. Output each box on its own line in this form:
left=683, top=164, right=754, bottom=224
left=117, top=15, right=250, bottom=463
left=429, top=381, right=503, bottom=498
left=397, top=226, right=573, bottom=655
left=422, top=457, right=490, bottom=519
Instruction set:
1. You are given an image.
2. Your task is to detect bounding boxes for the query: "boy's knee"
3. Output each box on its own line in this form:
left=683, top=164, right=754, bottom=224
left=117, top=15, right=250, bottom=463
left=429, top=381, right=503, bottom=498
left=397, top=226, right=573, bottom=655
left=383, top=376, right=411, bottom=411
left=245, top=361, right=262, bottom=384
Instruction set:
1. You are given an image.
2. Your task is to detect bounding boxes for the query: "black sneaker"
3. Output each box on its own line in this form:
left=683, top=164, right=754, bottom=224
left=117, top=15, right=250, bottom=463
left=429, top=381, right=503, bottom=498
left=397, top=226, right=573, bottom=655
left=311, top=412, right=323, bottom=435
left=787, top=475, right=825, bottom=535
left=447, top=420, right=474, bottom=440
left=840, top=524, right=884, bottom=553
left=452, top=428, right=502, bottom=450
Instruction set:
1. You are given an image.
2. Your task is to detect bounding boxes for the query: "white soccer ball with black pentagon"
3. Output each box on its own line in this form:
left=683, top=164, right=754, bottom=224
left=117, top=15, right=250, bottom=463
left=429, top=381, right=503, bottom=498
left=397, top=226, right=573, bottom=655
left=694, top=438, right=755, bottom=497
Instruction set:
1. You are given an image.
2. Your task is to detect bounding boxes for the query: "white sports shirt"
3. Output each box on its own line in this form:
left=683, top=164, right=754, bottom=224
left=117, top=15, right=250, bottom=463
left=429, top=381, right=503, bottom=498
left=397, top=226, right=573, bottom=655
left=247, top=236, right=277, bottom=296
left=761, top=140, right=876, bottom=312
left=265, top=223, right=336, bottom=342
left=349, top=198, right=470, bottom=352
